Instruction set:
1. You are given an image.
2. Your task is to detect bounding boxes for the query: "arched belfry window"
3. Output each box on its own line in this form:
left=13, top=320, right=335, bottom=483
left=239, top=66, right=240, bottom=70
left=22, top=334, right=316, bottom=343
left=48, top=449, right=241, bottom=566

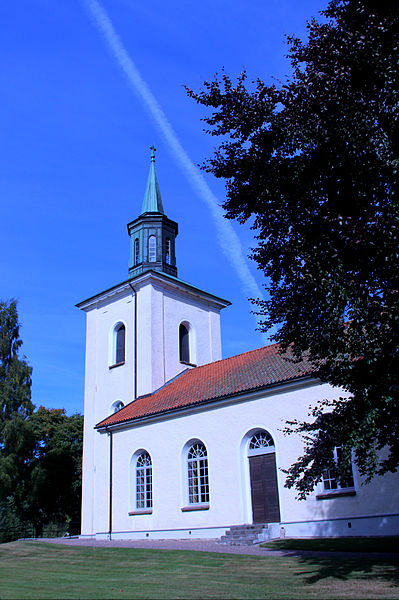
left=148, top=235, right=156, bottom=262
left=165, top=238, right=171, bottom=265
left=134, top=238, right=140, bottom=266
left=136, top=452, right=152, bottom=509
left=115, top=323, right=125, bottom=365
left=187, top=441, right=209, bottom=504
left=179, top=323, right=190, bottom=363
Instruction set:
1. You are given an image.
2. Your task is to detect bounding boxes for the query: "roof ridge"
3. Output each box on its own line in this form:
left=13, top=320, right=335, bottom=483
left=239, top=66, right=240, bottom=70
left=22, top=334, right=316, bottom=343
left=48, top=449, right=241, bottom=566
left=192, top=341, right=282, bottom=371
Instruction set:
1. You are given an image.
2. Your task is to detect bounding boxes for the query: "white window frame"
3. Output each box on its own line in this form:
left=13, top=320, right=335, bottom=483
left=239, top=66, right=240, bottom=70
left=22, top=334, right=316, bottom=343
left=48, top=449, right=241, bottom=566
left=165, top=238, right=171, bottom=265
left=187, top=441, right=209, bottom=505
left=134, top=238, right=140, bottom=266
left=108, top=321, right=127, bottom=368
left=135, top=451, right=153, bottom=510
left=148, top=235, right=156, bottom=262
left=321, top=446, right=355, bottom=493
left=247, top=430, right=275, bottom=456
left=178, top=321, right=196, bottom=366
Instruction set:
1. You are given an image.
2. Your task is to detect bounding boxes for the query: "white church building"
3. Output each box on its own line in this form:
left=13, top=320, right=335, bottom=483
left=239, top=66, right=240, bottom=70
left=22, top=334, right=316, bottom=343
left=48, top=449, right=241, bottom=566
left=77, top=150, right=399, bottom=541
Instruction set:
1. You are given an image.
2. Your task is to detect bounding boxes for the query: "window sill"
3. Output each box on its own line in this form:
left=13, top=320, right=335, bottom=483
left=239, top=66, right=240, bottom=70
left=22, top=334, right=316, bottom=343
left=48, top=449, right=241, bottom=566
left=180, top=361, right=197, bottom=368
left=128, top=509, right=153, bottom=515
left=181, top=504, right=210, bottom=512
left=316, top=489, right=356, bottom=500
left=109, top=362, right=125, bottom=370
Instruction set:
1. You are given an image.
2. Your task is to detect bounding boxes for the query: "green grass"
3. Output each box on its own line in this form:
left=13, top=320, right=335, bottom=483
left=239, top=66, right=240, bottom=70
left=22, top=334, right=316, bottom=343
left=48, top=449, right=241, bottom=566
left=0, top=542, right=398, bottom=599
left=261, top=537, right=399, bottom=553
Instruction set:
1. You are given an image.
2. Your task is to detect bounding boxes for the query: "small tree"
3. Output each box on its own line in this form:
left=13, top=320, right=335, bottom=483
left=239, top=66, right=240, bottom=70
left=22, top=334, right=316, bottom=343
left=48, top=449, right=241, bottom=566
left=187, top=0, right=399, bottom=495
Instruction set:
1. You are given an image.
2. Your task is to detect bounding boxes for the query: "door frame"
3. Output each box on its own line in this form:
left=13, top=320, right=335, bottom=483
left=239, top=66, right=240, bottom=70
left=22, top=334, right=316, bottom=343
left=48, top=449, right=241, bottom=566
left=240, top=427, right=281, bottom=525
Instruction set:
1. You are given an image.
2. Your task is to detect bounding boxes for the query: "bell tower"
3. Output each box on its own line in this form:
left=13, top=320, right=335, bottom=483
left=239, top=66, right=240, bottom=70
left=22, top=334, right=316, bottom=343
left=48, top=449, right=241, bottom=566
left=78, top=147, right=230, bottom=537
left=127, top=146, right=178, bottom=279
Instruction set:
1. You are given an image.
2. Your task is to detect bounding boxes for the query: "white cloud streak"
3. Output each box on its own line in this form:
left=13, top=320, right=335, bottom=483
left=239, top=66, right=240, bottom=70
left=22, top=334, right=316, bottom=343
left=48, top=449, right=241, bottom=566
left=83, top=0, right=266, bottom=334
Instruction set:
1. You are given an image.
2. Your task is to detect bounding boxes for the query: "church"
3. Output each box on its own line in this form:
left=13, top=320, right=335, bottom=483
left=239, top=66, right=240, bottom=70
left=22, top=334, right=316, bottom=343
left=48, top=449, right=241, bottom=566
left=77, top=150, right=398, bottom=542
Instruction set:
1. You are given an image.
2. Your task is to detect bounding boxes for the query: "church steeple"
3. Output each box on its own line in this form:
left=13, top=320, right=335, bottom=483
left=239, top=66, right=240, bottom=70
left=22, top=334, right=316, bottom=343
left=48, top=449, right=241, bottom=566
left=127, top=148, right=178, bottom=280
left=141, top=146, right=164, bottom=215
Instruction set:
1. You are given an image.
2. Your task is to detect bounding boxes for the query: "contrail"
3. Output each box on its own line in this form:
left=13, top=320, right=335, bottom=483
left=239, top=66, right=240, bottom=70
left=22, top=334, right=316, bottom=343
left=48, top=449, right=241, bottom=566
left=83, top=0, right=267, bottom=336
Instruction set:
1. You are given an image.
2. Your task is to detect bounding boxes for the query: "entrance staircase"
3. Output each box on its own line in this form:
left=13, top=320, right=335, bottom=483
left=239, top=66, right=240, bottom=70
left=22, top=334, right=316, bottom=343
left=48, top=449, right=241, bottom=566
left=218, top=524, right=270, bottom=546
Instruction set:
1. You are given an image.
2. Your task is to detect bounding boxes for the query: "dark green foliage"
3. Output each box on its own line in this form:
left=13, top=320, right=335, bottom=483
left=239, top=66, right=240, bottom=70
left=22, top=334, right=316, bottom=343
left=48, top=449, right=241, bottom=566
left=187, top=0, right=399, bottom=495
left=0, top=299, right=35, bottom=503
left=0, top=299, right=83, bottom=540
left=0, top=499, right=26, bottom=543
left=28, top=407, right=83, bottom=529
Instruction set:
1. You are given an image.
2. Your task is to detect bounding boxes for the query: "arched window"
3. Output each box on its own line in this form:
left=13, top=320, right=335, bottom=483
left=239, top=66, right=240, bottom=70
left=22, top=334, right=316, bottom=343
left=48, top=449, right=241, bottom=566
left=165, top=238, right=171, bottom=265
left=136, top=452, right=152, bottom=509
left=115, top=323, right=125, bottom=365
left=248, top=431, right=275, bottom=455
left=134, top=238, right=140, bottom=266
left=179, top=323, right=190, bottom=363
left=111, top=400, right=124, bottom=413
left=187, top=441, right=209, bottom=504
left=148, top=235, right=156, bottom=262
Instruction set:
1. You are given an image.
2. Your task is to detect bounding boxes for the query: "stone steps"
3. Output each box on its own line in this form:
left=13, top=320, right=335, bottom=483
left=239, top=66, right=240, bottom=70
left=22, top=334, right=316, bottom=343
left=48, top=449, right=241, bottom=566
left=218, top=524, right=268, bottom=546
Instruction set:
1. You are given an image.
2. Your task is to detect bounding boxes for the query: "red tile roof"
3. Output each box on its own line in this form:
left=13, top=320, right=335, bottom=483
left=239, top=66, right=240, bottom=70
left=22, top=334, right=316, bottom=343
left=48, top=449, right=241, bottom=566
left=96, top=344, right=314, bottom=429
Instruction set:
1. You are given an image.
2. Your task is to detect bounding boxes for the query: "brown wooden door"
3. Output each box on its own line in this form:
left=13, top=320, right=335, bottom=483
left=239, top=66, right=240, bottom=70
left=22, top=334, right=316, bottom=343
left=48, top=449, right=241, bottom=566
left=249, top=453, right=281, bottom=523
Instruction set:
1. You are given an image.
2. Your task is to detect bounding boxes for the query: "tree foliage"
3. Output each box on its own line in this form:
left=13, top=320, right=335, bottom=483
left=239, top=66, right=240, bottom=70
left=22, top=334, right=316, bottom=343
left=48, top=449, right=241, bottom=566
left=27, top=407, right=83, bottom=531
left=0, top=299, right=83, bottom=536
left=0, top=299, right=34, bottom=500
left=187, top=0, right=399, bottom=496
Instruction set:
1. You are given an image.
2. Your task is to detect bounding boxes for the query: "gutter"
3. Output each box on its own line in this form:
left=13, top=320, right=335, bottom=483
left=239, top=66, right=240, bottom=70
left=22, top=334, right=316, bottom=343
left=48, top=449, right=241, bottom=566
left=128, top=282, right=138, bottom=400
left=107, top=428, right=113, bottom=540
left=96, top=374, right=317, bottom=432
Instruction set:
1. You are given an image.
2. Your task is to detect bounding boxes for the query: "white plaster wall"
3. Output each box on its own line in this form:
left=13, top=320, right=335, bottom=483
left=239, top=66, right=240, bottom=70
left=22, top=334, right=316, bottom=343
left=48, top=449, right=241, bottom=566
left=162, top=287, right=222, bottom=380
left=135, top=280, right=223, bottom=397
left=80, top=289, right=135, bottom=536
left=99, top=381, right=399, bottom=539
left=81, top=276, right=225, bottom=536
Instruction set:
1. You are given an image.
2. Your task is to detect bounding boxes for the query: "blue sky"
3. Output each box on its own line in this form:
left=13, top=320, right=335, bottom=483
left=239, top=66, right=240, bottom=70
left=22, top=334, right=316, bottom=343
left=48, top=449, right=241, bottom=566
left=0, top=0, right=326, bottom=414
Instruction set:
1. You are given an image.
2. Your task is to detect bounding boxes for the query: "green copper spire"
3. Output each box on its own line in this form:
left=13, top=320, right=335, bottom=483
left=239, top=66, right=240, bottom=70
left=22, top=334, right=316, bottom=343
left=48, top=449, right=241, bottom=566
left=127, top=147, right=178, bottom=279
left=141, top=146, right=164, bottom=214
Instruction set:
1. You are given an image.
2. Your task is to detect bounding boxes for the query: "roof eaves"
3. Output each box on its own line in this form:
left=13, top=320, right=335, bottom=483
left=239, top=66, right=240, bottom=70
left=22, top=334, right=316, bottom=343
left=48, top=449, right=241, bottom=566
left=77, top=271, right=230, bottom=311
left=95, top=373, right=315, bottom=431
left=76, top=279, right=132, bottom=310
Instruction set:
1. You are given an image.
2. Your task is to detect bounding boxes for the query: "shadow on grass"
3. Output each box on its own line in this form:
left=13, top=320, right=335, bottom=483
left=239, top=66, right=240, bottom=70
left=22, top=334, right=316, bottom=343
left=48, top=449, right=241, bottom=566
left=291, top=554, right=399, bottom=586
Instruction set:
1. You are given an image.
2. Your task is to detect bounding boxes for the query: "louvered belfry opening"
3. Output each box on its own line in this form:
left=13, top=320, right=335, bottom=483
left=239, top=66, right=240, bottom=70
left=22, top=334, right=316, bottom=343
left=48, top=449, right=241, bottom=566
left=115, top=323, right=125, bottom=364
left=179, top=323, right=190, bottom=363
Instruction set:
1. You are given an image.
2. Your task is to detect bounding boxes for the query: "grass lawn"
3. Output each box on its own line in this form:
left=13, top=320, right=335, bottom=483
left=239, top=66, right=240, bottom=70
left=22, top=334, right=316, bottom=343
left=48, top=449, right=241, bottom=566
left=0, top=541, right=398, bottom=599
left=262, top=537, right=399, bottom=553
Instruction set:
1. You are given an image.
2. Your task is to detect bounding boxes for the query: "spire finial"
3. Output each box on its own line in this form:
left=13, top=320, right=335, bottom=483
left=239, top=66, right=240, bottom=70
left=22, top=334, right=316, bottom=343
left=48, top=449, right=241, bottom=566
left=141, top=146, right=164, bottom=214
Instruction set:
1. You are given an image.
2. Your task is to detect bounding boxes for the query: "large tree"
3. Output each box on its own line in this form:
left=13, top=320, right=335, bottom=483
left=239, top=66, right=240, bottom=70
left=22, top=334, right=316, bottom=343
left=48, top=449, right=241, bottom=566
left=187, top=0, right=399, bottom=496
left=0, top=299, right=34, bottom=502
left=0, top=300, right=83, bottom=538
left=27, top=407, right=83, bottom=533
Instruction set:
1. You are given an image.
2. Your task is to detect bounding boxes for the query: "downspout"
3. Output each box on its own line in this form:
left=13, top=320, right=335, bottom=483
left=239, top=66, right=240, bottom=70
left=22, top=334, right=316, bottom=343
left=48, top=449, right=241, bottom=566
left=107, top=428, right=113, bottom=540
left=128, top=282, right=138, bottom=400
